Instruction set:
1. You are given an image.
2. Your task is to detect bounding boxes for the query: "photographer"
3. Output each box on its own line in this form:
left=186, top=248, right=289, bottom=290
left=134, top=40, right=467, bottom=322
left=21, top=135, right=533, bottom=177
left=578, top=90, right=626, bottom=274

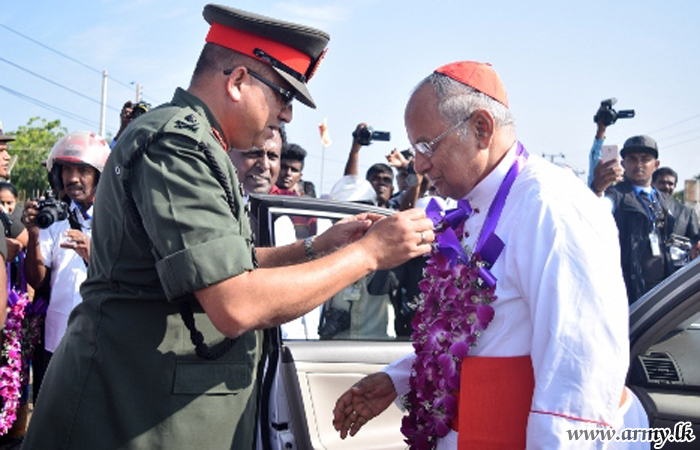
left=22, top=131, right=110, bottom=377
left=345, top=123, right=395, bottom=208
left=111, top=100, right=151, bottom=148
left=589, top=108, right=698, bottom=303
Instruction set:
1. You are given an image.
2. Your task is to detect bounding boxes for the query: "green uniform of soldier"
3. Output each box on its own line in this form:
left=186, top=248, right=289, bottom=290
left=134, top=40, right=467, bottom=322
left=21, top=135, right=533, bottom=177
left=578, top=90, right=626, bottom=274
left=22, top=5, right=435, bottom=449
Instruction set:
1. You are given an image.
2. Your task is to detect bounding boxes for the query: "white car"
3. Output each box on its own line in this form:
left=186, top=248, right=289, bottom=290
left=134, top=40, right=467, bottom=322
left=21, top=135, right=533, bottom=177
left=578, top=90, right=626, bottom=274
left=250, top=194, right=700, bottom=450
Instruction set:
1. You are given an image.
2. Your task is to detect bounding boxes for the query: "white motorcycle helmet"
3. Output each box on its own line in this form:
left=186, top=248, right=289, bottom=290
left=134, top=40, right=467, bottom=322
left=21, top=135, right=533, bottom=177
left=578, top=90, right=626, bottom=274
left=46, top=131, right=110, bottom=190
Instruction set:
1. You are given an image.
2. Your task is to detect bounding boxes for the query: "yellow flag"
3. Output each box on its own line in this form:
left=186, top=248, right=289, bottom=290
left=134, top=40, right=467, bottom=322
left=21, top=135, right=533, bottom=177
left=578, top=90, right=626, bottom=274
left=319, top=118, right=332, bottom=147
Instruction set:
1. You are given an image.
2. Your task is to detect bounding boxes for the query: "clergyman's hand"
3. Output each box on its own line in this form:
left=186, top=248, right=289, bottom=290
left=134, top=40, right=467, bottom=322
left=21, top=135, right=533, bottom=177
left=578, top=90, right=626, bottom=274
left=333, top=372, right=398, bottom=439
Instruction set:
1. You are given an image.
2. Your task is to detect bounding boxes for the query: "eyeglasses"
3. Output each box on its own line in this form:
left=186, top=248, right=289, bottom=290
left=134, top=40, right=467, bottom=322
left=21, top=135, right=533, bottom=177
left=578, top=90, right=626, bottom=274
left=411, top=114, right=472, bottom=159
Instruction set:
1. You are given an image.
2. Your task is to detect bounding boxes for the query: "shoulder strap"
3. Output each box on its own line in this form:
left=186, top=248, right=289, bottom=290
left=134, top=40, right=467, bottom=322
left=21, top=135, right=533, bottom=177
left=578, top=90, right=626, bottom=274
left=68, top=208, right=83, bottom=231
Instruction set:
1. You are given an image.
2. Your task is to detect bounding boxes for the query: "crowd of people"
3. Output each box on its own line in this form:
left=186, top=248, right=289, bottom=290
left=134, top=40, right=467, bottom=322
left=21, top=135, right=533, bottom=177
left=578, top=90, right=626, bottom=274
left=0, top=3, right=697, bottom=449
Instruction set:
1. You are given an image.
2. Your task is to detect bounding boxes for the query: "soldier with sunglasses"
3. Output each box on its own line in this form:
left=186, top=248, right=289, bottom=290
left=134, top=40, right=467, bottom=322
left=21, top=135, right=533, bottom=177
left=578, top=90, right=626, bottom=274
left=23, top=5, right=434, bottom=449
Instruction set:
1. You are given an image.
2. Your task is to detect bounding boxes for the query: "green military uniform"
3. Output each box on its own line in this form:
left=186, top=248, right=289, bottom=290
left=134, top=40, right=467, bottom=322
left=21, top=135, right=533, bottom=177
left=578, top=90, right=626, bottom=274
left=23, top=88, right=263, bottom=449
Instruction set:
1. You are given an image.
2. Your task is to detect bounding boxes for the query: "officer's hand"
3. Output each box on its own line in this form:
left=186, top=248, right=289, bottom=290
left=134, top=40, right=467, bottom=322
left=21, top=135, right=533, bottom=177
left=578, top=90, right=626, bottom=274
left=60, top=229, right=90, bottom=262
left=313, top=213, right=381, bottom=254
left=358, top=208, right=434, bottom=270
left=592, top=159, right=622, bottom=195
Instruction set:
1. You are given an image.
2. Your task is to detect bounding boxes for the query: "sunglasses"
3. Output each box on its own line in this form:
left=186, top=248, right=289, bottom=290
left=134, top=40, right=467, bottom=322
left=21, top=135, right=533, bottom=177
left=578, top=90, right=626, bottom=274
left=223, top=68, right=295, bottom=108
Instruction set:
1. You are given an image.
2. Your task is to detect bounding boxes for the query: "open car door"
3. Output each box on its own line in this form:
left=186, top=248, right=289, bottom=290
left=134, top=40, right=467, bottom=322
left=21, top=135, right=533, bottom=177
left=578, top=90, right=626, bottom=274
left=628, top=258, right=700, bottom=448
left=249, top=194, right=415, bottom=450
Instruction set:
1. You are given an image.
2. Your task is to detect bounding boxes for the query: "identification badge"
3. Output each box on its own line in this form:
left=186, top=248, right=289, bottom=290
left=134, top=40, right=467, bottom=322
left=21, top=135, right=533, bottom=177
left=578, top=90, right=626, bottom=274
left=649, top=232, right=661, bottom=257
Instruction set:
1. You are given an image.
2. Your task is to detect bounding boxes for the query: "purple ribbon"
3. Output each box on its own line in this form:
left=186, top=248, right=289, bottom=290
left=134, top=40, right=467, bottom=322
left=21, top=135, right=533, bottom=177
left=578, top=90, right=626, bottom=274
left=475, top=143, right=528, bottom=254
left=429, top=142, right=529, bottom=287
left=428, top=198, right=474, bottom=264
left=23, top=296, right=48, bottom=316
left=425, top=198, right=445, bottom=228
left=437, top=227, right=467, bottom=265
left=473, top=142, right=528, bottom=285
left=445, top=199, right=473, bottom=229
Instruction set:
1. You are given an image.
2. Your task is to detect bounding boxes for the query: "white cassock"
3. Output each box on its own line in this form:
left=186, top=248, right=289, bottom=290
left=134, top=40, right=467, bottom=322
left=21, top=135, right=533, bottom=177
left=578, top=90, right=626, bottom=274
left=385, top=143, right=649, bottom=449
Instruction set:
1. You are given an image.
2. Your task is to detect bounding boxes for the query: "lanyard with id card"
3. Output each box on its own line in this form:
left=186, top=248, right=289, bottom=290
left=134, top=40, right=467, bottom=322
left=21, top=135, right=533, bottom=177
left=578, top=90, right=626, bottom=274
left=638, top=190, right=663, bottom=257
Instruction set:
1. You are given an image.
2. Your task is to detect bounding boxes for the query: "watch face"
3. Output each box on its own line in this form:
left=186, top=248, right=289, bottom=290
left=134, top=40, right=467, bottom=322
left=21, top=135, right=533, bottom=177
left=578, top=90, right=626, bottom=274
left=407, top=173, right=419, bottom=187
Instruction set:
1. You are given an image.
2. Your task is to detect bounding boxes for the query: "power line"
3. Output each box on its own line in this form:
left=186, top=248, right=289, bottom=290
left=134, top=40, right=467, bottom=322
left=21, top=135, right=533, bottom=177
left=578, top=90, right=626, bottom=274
left=0, top=23, right=102, bottom=75
left=644, top=113, right=700, bottom=136
left=663, top=134, right=700, bottom=149
left=0, top=23, right=135, bottom=91
left=0, top=56, right=120, bottom=112
left=0, top=84, right=116, bottom=133
left=659, top=125, right=700, bottom=143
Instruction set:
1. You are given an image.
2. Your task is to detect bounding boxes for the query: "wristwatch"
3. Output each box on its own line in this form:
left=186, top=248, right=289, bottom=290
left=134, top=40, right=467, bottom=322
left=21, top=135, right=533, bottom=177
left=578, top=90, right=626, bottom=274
left=304, top=236, right=316, bottom=260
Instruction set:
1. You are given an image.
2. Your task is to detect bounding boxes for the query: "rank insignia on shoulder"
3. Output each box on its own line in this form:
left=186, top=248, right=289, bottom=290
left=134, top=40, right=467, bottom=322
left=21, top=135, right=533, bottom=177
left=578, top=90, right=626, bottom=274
left=174, top=119, right=199, bottom=132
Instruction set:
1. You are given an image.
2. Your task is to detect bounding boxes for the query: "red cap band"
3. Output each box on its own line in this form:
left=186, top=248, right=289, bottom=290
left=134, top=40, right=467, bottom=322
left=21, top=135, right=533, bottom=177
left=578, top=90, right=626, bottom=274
left=206, top=23, right=311, bottom=78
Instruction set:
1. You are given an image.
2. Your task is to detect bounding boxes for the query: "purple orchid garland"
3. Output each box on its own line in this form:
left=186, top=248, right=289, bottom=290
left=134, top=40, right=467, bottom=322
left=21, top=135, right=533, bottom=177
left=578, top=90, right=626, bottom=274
left=0, top=252, right=44, bottom=435
left=400, top=199, right=498, bottom=450
left=401, top=144, right=528, bottom=449
left=0, top=288, right=30, bottom=434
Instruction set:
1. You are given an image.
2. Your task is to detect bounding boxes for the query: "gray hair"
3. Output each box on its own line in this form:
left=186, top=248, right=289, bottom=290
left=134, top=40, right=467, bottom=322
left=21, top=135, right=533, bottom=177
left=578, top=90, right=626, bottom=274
left=415, top=72, right=515, bottom=137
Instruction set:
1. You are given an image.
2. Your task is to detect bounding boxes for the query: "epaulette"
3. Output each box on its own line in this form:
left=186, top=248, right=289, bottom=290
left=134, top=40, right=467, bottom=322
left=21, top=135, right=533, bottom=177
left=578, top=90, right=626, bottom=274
left=161, top=108, right=204, bottom=142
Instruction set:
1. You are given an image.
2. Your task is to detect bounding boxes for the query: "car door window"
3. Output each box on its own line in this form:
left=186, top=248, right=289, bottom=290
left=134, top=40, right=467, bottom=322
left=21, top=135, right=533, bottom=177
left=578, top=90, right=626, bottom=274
left=268, top=206, right=422, bottom=342
left=251, top=195, right=415, bottom=450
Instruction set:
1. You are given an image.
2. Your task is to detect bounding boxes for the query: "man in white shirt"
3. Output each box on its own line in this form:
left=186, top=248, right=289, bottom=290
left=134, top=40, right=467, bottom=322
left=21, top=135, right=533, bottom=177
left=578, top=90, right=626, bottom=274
left=23, top=132, right=110, bottom=372
left=333, top=61, right=648, bottom=448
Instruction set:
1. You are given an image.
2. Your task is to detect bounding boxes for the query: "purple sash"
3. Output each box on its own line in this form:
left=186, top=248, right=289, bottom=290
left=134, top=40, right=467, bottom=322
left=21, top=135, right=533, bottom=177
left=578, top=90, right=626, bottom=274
left=428, top=142, right=529, bottom=285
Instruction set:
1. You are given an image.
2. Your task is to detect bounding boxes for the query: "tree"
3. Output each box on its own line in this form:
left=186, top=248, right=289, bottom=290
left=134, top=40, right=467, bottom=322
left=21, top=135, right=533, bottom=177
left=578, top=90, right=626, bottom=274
left=8, top=117, right=66, bottom=200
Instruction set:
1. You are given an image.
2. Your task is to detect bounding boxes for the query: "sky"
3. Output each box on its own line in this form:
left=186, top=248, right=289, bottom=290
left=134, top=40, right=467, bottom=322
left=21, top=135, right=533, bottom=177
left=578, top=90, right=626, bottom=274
left=2, top=0, right=700, bottom=197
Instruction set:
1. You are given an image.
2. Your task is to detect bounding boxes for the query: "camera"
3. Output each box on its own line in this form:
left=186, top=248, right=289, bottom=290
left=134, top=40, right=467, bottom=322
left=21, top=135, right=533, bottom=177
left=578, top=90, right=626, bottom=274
left=667, top=234, right=692, bottom=269
left=318, top=307, right=351, bottom=339
left=130, top=101, right=151, bottom=120
left=35, top=189, right=69, bottom=229
left=594, top=98, right=635, bottom=126
left=353, top=126, right=391, bottom=146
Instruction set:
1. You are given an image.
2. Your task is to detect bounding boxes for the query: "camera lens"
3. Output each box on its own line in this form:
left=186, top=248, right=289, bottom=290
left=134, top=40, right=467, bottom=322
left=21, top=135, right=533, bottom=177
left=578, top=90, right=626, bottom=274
left=36, top=209, right=57, bottom=229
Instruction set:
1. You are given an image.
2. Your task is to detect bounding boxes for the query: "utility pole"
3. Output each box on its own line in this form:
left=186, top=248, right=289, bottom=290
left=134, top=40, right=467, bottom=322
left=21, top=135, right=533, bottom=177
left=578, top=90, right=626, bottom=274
left=135, top=83, right=142, bottom=102
left=99, top=70, right=108, bottom=137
